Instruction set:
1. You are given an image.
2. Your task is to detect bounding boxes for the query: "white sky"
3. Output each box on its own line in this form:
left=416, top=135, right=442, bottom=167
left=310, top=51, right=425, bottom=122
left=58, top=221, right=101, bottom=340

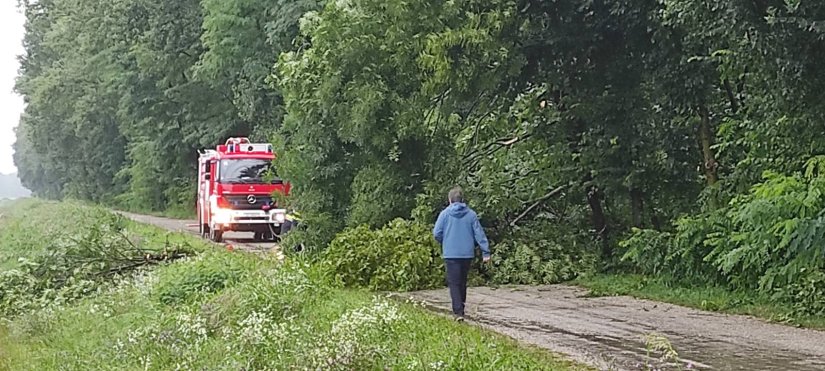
left=0, top=2, right=25, bottom=175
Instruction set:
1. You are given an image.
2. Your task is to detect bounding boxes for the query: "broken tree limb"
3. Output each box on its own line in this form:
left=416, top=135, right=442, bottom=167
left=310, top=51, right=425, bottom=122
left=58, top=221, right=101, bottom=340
left=510, top=185, right=567, bottom=227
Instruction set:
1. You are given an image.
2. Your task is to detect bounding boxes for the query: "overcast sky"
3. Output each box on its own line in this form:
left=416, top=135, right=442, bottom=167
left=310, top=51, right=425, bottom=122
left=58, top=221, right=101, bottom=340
left=0, top=2, right=25, bottom=175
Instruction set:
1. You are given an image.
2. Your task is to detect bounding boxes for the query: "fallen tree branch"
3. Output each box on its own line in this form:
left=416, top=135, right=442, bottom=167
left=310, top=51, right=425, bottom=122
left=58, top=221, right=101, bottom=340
left=510, top=185, right=567, bottom=227
left=104, top=251, right=189, bottom=276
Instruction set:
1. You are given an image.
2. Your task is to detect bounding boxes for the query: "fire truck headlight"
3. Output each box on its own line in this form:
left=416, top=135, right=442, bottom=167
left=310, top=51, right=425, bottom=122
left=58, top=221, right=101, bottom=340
left=213, top=210, right=232, bottom=224
left=272, top=212, right=286, bottom=224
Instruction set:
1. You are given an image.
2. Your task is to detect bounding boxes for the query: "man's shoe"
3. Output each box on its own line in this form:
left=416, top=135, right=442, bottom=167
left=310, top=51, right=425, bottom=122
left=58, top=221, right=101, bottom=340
left=454, top=315, right=465, bottom=322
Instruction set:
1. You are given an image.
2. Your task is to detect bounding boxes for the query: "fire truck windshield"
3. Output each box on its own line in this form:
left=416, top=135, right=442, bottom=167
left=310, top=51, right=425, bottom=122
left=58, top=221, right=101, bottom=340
left=218, top=158, right=277, bottom=184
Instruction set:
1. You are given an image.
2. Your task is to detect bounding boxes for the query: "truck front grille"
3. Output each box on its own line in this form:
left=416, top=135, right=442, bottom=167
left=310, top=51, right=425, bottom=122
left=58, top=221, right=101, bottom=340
left=224, top=195, right=275, bottom=210
left=234, top=216, right=269, bottom=222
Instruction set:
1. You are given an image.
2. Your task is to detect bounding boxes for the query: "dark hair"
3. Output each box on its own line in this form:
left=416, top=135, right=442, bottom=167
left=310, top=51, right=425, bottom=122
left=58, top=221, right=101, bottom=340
left=448, top=186, right=464, bottom=203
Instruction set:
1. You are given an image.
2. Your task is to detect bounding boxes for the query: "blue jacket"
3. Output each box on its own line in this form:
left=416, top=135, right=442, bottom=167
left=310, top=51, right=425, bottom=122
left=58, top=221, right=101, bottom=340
left=433, top=202, right=490, bottom=259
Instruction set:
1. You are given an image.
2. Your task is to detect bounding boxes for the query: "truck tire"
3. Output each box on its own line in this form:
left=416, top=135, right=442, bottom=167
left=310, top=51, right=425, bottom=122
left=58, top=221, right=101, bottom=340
left=209, top=227, right=223, bottom=243
left=199, top=217, right=210, bottom=239
left=268, top=224, right=282, bottom=241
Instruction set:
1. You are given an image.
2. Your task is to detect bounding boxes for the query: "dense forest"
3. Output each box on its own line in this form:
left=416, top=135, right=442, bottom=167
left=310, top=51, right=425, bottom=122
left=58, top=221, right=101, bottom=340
left=13, top=0, right=825, bottom=314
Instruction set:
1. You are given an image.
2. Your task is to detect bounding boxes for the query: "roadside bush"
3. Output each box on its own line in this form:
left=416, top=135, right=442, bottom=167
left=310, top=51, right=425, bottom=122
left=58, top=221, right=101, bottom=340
left=620, top=159, right=825, bottom=315
left=619, top=228, right=673, bottom=276
left=153, top=252, right=256, bottom=305
left=620, top=211, right=727, bottom=285
left=319, top=219, right=444, bottom=291
left=779, top=268, right=825, bottom=316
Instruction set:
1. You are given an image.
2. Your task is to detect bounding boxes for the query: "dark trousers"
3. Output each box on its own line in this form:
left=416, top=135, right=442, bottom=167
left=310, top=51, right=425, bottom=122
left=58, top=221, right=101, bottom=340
left=445, top=258, right=472, bottom=316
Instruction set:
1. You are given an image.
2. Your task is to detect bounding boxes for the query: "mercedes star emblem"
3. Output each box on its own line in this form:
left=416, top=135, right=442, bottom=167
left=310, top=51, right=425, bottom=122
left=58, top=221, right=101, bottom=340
left=246, top=195, right=257, bottom=204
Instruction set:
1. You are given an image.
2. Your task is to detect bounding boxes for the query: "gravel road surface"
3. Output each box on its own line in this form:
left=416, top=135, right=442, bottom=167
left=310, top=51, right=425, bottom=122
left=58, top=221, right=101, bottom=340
left=118, top=211, right=279, bottom=254
left=404, top=286, right=825, bottom=370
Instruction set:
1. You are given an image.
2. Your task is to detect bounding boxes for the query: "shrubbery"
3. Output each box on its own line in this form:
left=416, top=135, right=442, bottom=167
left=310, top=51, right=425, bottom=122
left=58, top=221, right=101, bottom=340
left=319, top=219, right=444, bottom=292
left=153, top=252, right=257, bottom=305
left=621, top=159, right=825, bottom=315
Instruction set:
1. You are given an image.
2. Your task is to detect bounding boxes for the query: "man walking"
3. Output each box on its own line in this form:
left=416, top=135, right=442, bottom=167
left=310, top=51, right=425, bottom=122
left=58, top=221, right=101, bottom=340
left=433, top=186, right=491, bottom=321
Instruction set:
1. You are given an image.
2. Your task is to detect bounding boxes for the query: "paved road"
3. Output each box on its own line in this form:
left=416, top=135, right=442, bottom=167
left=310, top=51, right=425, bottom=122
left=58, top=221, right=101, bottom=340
left=118, top=211, right=280, bottom=254
left=404, top=286, right=825, bottom=371
left=120, top=212, right=825, bottom=371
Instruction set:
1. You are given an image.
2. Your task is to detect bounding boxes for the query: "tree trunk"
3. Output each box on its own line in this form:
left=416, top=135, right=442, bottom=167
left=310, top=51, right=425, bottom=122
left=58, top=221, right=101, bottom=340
left=650, top=208, right=662, bottom=231
left=698, top=105, right=719, bottom=186
left=630, top=187, right=644, bottom=228
left=722, top=79, right=739, bottom=113
left=587, top=186, right=610, bottom=258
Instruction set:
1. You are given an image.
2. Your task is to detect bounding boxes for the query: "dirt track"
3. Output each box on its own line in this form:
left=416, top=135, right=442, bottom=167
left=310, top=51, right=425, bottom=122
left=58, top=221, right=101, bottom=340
left=405, top=286, right=825, bottom=370
left=121, top=212, right=825, bottom=371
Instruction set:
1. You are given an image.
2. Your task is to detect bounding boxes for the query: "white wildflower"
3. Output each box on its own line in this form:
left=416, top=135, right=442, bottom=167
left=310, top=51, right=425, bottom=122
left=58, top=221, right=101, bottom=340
left=312, top=296, right=405, bottom=367
left=133, top=270, right=159, bottom=296
left=139, top=354, right=152, bottom=371
left=238, top=310, right=274, bottom=345
left=430, top=360, right=446, bottom=369
left=175, top=312, right=209, bottom=347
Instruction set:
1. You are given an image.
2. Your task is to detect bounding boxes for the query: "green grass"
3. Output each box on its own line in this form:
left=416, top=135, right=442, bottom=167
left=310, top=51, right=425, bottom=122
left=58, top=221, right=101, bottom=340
left=0, top=199, right=209, bottom=271
left=574, top=273, right=825, bottom=330
left=0, top=199, right=585, bottom=370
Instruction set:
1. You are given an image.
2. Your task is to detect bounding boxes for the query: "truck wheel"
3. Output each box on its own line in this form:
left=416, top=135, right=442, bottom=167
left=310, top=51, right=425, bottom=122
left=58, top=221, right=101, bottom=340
left=268, top=225, right=282, bottom=241
left=199, top=217, right=209, bottom=239
left=209, top=227, right=223, bottom=243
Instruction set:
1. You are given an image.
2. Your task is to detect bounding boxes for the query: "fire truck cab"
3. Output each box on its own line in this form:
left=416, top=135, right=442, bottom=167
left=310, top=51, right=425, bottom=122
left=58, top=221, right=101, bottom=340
left=197, top=137, right=290, bottom=243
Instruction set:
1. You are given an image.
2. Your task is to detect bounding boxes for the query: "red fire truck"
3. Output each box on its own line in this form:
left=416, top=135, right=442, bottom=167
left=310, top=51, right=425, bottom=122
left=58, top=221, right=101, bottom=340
left=197, top=137, right=290, bottom=242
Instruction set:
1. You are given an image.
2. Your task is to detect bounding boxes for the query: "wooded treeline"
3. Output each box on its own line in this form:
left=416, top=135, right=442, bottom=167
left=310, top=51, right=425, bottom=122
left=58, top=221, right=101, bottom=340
left=14, top=0, right=825, bottom=309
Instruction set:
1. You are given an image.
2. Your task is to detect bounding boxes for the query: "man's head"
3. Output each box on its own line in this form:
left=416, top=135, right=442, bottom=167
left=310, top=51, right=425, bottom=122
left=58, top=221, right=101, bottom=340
left=448, top=186, right=464, bottom=204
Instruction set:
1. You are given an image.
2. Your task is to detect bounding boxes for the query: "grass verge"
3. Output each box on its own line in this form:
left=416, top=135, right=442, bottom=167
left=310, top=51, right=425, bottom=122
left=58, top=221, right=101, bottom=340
left=0, top=199, right=208, bottom=271
left=574, top=274, right=825, bottom=330
left=0, top=199, right=585, bottom=370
